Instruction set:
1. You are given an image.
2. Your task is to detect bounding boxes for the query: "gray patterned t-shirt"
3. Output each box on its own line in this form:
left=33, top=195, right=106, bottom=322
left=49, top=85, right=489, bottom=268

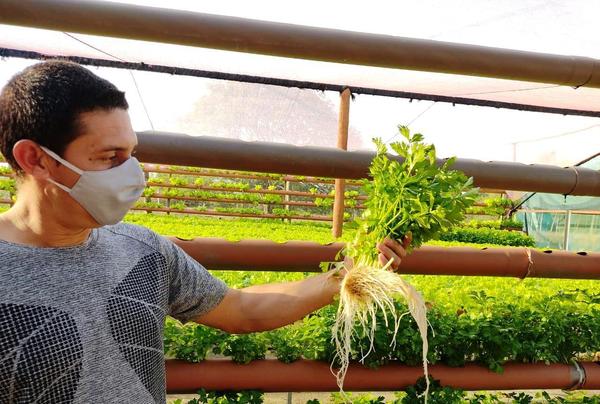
left=0, top=223, right=228, bottom=404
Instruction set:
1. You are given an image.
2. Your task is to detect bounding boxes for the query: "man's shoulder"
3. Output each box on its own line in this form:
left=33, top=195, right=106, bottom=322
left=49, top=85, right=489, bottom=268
left=100, top=222, right=164, bottom=251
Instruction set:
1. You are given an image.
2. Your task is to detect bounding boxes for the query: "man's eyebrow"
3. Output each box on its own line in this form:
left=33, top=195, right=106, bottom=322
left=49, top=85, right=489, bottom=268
left=96, top=145, right=138, bottom=153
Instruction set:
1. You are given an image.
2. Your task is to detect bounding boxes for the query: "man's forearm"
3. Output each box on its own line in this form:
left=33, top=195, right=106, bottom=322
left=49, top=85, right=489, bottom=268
left=234, top=270, right=342, bottom=333
left=195, top=237, right=409, bottom=334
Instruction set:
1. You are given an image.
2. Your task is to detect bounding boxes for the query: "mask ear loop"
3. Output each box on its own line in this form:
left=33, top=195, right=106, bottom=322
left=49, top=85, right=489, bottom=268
left=39, top=146, right=83, bottom=174
left=39, top=145, right=83, bottom=192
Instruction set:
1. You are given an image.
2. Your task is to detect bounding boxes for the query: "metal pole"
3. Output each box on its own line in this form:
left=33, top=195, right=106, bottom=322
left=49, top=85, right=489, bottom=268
left=1, top=0, right=600, bottom=88
left=563, top=210, right=572, bottom=251
left=332, top=89, right=351, bottom=238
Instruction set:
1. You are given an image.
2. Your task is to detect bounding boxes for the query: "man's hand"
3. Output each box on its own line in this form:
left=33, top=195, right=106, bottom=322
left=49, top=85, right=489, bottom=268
left=376, top=233, right=412, bottom=271
left=343, top=233, right=412, bottom=272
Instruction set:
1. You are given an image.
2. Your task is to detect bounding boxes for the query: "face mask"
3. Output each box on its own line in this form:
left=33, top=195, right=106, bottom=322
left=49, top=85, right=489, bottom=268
left=40, top=145, right=146, bottom=226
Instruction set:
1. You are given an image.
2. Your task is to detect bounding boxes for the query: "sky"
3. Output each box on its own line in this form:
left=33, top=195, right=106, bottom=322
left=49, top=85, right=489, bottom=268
left=0, top=0, right=599, bottom=167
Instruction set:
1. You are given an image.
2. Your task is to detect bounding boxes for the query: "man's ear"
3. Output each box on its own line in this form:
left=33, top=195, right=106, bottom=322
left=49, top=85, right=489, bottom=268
left=12, top=140, right=55, bottom=179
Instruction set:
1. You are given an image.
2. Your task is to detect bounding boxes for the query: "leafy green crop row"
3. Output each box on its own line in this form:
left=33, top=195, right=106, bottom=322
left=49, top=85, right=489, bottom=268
left=165, top=272, right=599, bottom=371
left=132, top=205, right=331, bottom=219
left=144, top=187, right=285, bottom=204
left=0, top=178, right=15, bottom=193
left=126, top=211, right=533, bottom=248
left=149, top=176, right=361, bottom=199
left=171, top=386, right=600, bottom=404
left=146, top=164, right=364, bottom=186
left=439, top=227, right=535, bottom=247
left=124, top=213, right=341, bottom=243
left=464, top=218, right=524, bottom=230
left=147, top=172, right=362, bottom=199
left=0, top=165, right=12, bottom=176
left=124, top=212, right=521, bottom=249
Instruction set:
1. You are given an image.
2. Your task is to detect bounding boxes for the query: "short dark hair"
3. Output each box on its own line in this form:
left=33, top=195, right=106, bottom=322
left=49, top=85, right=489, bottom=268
left=0, top=60, right=128, bottom=172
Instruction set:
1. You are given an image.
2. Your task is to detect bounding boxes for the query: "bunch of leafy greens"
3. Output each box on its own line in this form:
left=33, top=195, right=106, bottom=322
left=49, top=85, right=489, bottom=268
left=332, top=126, right=477, bottom=403
left=346, top=126, right=478, bottom=265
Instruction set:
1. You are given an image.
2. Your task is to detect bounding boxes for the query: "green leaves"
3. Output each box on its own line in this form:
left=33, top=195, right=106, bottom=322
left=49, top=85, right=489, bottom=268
left=439, top=227, right=535, bottom=247
left=401, top=377, right=465, bottom=404
left=348, top=126, right=477, bottom=264
left=0, top=178, right=15, bottom=193
left=190, top=389, right=263, bottom=404
left=212, top=333, right=268, bottom=364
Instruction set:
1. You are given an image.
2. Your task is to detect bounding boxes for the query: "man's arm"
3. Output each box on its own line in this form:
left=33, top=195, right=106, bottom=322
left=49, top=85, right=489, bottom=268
left=195, top=236, right=410, bottom=333
left=195, top=270, right=341, bottom=333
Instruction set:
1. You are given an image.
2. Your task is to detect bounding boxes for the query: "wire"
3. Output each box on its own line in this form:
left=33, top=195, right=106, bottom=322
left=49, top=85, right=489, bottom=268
left=63, top=32, right=122, bottom=61
left=384, top=101, right=437, bottom=143
left=513, top=123, right=600, bottom=144
left=128, top=72, right=155, bottom=130
left=407, top=102, right=437, bottom=126
left=62, top=32, right=155, bottom=130
left=456, top=84, right=561, bottom=97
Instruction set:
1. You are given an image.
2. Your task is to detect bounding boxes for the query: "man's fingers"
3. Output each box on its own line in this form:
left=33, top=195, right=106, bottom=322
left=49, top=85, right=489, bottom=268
left=378, top=252, right=387, bottom=267
left=383, top=237, right=407, bottom=259
left=402, top=232, right=412, bottom=249
left=377, top=242, right=401, bottom=270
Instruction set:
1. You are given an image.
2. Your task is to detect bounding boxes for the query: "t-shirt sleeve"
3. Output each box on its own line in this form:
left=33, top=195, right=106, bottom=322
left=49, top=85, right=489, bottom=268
left=158, top=236, right=229, bottom=323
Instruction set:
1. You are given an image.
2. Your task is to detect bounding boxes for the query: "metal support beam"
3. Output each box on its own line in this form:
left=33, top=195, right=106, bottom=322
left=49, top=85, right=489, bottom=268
left=563, top=210, right=573, bottom=251
left=1, top=0, right=600, bottom=88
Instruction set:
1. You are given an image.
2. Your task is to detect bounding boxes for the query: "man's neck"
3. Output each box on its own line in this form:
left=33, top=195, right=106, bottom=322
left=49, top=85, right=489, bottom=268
left=0, top=198, right=92, bottom=248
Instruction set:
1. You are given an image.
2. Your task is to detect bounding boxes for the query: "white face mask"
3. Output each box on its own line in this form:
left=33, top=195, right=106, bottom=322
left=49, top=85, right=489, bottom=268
left=40, top=145, right=146, bottom=226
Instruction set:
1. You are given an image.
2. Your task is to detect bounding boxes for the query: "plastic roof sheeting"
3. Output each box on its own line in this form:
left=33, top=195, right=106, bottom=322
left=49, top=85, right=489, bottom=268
left=1, top=0, right=600, bottom=114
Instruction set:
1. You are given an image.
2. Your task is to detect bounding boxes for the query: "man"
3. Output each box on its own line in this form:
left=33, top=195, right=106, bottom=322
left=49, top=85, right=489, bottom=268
left=0, top=61, right=409, bottom=403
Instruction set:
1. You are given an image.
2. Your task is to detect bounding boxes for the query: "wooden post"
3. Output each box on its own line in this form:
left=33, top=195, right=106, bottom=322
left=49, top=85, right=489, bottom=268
left=332, top=88, right=351, bottom=238
left=166, top=172, right=171, bottom=215
left=284, top=180, right=291, bottom=223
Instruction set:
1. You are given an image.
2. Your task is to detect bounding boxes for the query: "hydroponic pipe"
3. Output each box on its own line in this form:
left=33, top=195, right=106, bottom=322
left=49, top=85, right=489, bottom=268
left=170, top=238, right=600, bottom=280
left=1, top=0, right=600, bottom=88
left=137, top=132, right=600, bottom=196
left=165, top=359, right=600, bottom=392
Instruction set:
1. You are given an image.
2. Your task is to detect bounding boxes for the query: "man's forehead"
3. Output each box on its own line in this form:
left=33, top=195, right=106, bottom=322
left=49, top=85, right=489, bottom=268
left=75, top=110, right=138, bottom=151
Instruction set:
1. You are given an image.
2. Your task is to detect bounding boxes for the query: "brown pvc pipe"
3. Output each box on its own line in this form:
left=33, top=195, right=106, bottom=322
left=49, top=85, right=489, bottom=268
left=136, top=132, right=600, bottom=196
left=1, top=0, right=600, bottom=88
left=165, top=359, right=598, bottom=392
left=582, top=362, right=600, bottom=389
left=170, top=237, right=600, bottom=280
left=171, top=238, right=344, bottom=272
left=529, top=249, right=600, bottom=279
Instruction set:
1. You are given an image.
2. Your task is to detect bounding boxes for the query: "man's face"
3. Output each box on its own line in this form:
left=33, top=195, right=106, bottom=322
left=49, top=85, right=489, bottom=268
left=45, top=108, right=138, bottom=227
